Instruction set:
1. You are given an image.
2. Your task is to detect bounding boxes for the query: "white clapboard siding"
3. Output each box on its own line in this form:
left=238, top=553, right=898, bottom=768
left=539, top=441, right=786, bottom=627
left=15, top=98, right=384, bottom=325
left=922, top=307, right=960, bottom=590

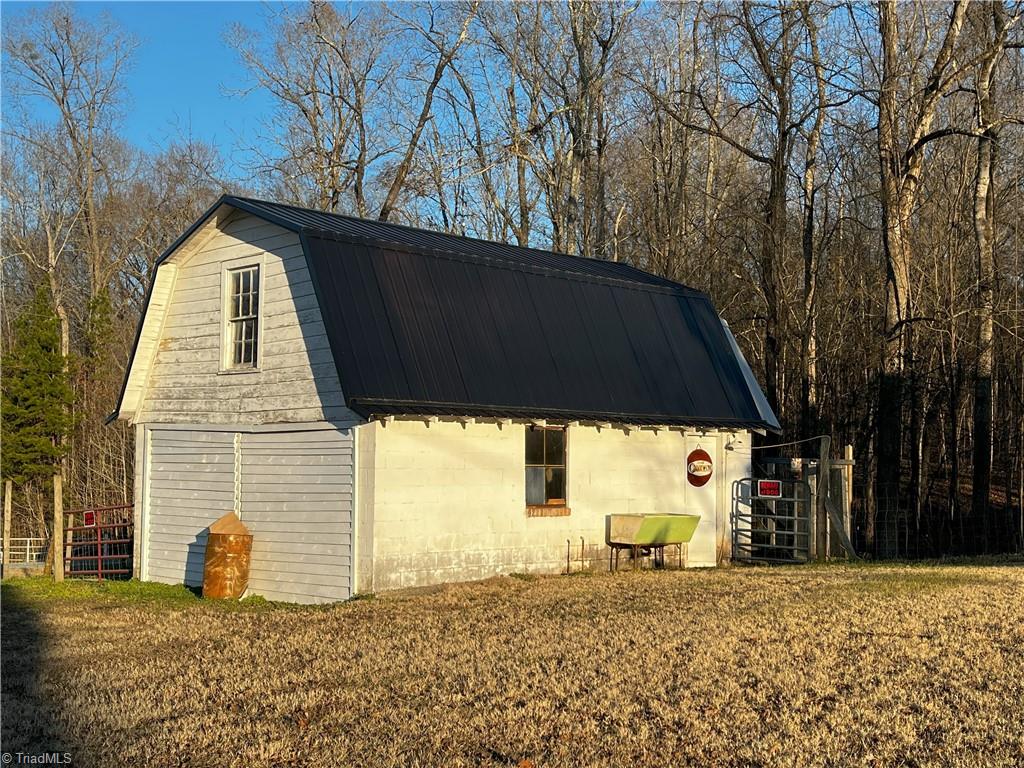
left=146, top=429, right=235, bottom=587
left=137, top=212, right=356, bottom=425
left=144, top=426, right=354, bottom=604
left=240, top=429, right=354, bottom=603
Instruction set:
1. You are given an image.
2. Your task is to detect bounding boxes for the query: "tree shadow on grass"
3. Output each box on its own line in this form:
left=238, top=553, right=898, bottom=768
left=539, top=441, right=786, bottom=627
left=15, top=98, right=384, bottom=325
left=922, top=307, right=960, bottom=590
left=1, top=583, right=77, bottom=760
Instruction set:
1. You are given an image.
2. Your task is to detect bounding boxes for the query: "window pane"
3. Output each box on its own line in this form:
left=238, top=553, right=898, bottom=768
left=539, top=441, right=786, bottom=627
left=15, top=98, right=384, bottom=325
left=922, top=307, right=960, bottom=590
left=545, top=429, right=565, bottom=466
left=545, top=467, right=565, bottom=502
left=526, top=467, right=545, bottom=505
left=227, top=267, right=259, bottom=368
left=525, top=428, right=544, bottom=465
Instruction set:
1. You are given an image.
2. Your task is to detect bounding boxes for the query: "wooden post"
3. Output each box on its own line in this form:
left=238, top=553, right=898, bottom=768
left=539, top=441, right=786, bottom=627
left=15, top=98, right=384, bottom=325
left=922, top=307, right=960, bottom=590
left=828, top=466, right=845, bottom=556
left=816, top=437, right=831, bottom=561
left=3, top=480, right=12, bottom=571
left=806, top=462, right=817, bottom=560
left=53, top=474, right=64, bottom=582
left=65, top=510, right=74, bottom=575
left=844, top=445, right=854, bottom=536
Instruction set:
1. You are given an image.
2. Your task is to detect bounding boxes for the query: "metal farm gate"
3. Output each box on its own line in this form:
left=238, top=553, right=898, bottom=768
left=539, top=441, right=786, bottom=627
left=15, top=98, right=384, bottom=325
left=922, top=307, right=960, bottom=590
left=64, top=504, right=134, bottom=580
left=731, top=478, right=812, bottom=564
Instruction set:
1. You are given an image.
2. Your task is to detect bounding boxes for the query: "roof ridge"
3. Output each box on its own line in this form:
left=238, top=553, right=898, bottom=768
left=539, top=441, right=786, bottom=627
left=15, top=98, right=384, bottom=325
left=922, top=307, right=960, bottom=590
left=299, top=226, right=706, bottom=300
left=223, top=194, right=695, bottom=292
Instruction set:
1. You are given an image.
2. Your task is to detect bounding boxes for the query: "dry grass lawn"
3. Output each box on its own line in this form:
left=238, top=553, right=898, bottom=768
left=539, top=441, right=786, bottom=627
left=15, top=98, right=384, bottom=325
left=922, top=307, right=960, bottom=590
left=3, top=562, right=1023, bottom=767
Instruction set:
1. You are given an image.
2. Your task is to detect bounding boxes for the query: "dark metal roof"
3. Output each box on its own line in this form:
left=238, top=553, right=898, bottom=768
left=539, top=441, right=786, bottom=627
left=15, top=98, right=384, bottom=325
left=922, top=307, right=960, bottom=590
left=300, top=227, right=778, bottom=430
left=112, top=195, right=780, bottom=431
left=224, top=196, right=683, bottom=290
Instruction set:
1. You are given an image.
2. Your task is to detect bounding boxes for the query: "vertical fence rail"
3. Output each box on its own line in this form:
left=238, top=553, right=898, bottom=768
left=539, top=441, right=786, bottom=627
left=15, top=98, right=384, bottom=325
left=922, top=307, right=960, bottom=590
left=53, top=474, right=64, bottom=582
left=2, top=480, right=11, bottom=572
left=64, top=505, right=134, bottom=580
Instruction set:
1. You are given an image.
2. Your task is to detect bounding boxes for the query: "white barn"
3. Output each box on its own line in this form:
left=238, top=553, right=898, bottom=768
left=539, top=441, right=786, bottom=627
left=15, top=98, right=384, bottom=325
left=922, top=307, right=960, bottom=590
left=112, top=196, right=779, bottom=603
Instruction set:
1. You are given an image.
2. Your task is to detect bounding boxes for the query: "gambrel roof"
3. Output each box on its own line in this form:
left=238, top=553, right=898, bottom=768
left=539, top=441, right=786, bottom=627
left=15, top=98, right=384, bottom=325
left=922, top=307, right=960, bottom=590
left=112, top=195, right=780, bottom=432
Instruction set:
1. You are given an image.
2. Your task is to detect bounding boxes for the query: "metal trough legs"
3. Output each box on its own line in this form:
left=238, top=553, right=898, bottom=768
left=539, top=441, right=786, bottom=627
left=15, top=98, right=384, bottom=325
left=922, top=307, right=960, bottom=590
left=608, top=542, right=685, bottom=572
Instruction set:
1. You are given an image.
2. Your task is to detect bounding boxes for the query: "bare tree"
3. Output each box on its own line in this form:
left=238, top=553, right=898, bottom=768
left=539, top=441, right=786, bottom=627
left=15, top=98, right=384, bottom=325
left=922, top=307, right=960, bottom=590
left=798, top=0, right=828, bottom=439
left=1, top=130, right=80, bottom=358
left=969, top=1, right=1022, bottom=543
left=377, top=1, right=481, bottom=222
left=872, top=0, right=968, bottom=549
left=229, top=2, right=395, bottom=214
left=4, top=4, right=137, bottom=306
left=638, top=0, right=818, bottom=421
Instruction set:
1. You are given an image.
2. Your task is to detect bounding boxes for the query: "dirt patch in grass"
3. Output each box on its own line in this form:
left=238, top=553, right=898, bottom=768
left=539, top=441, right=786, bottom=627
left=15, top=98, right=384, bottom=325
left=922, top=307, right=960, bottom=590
left=3, top=563, right=1023, bottom=767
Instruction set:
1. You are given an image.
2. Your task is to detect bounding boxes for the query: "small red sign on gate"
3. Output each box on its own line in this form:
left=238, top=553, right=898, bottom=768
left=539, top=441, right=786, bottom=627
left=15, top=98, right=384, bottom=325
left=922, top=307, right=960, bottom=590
left=756, top=480, right=782, bottom=498
left=83, top=510, right=96, bottom=526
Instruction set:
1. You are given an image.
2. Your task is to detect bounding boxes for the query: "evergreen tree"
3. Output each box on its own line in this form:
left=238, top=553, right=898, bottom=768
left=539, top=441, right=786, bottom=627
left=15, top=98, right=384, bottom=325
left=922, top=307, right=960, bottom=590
left=1, top=286, right=74, bottom=483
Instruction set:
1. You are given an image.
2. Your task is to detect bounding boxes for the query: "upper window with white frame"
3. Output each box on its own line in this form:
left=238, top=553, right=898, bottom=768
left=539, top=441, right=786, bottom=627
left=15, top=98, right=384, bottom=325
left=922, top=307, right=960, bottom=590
left=226, top=265, right=260, bottom=369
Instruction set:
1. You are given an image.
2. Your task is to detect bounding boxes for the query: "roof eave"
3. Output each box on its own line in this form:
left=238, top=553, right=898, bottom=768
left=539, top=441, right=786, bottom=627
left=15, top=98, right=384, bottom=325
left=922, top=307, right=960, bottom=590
left=347, top=398, right=778, bottom=432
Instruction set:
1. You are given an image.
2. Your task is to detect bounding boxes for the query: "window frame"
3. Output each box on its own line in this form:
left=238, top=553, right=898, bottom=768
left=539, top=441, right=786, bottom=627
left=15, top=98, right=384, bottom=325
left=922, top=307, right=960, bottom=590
left=525, top=425, right=569, bottom=515
left=220, top=258, right=264, bottom=374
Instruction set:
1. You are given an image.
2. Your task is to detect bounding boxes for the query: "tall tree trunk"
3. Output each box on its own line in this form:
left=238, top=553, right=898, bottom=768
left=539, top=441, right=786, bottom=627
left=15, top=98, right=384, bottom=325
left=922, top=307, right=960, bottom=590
left=874, top=0, right=967, bottom=553
left=44, top=227, right=70, bottom=361
left=970, top=2, right=1005, bottom=551
left=762, top=150, right=788, bottom=422
left=799, top=0, right=826, bottom=440
left=971, top=128, right=995, bottom=550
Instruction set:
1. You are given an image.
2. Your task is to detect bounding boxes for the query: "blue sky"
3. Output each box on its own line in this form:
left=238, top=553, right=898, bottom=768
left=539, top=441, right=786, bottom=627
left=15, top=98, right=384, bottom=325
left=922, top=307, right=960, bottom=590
left=4, top=1, right=284, bottom=179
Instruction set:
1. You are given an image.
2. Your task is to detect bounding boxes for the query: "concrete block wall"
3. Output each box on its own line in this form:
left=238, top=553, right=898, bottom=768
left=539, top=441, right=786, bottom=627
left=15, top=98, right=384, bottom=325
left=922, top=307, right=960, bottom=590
left=356, top=419, right=753, bottom=591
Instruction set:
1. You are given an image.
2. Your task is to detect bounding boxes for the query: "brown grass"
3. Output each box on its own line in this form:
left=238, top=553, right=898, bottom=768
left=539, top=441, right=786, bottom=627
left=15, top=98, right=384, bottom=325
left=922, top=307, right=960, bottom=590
left=3, top=562, right=1023, bottom=767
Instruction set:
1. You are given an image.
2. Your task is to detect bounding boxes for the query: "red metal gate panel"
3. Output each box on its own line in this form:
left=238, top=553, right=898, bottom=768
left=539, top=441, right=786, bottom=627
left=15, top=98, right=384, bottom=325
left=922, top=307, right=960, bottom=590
left=64, top=505, right=134, bottom=580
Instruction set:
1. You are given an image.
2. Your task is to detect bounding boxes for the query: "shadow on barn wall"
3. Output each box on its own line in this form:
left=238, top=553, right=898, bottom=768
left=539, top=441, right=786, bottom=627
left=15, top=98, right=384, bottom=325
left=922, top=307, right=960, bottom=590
left=185, top=529, right=209, bottom=588
left=276, top=214, right=357, bottom=430
left=0, top=584, right=77, bottom=759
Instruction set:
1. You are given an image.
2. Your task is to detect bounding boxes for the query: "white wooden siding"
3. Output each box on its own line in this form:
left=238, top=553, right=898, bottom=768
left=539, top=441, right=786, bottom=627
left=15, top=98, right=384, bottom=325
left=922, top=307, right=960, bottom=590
left=146, top=429, right=235, bottom=586
left=136, top=213, right=357, bottom=426
left=241, top=429, right=353, bottom=603
left=143, top=426, right=354, bottom=604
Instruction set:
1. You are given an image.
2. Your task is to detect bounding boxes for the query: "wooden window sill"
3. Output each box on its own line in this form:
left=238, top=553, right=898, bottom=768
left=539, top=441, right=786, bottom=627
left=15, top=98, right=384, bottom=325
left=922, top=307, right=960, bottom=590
left=526, top=505, right=570, bottom=518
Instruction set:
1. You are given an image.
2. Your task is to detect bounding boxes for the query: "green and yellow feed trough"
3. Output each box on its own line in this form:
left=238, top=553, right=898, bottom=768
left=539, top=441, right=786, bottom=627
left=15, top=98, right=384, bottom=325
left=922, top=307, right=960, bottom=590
left=606, top=513, right=701, bottom=571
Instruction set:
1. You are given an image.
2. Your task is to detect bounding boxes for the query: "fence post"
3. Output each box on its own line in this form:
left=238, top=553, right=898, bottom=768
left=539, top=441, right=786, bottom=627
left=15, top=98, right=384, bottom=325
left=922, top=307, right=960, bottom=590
left=3, top=480, right=11, bottom=571
left=53, top=474, right=64, bottom=582
left=844, top=445, right=854, bottom=544
left=805, top=460, right=816, bottom=560
left=817, top=437, right=831, bottom=561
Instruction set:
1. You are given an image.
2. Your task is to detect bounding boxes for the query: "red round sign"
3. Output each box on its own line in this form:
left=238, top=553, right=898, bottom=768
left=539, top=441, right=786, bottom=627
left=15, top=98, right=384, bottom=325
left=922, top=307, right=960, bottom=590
left=686, top=448, right=713, bottom=487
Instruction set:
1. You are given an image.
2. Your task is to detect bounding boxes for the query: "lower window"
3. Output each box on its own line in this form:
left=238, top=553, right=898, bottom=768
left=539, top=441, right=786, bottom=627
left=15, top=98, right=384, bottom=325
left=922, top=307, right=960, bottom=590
left=526, top=426, right=566, bottom=508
